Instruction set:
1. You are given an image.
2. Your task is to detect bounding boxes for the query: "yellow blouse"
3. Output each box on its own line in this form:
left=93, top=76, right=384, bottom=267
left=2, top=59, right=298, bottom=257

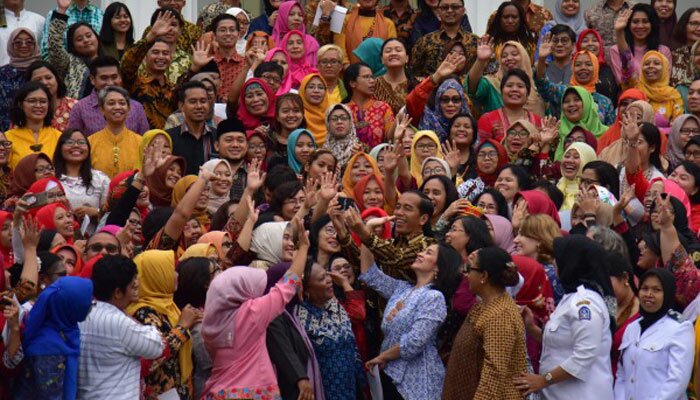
left=5, top=127, right=62, bottom=170
left=88, top=127, right=142, bottom=178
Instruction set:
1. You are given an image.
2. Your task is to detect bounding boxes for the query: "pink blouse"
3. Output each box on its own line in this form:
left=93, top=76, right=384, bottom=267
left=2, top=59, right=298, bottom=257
left=609, top=44, right=672, bottom=85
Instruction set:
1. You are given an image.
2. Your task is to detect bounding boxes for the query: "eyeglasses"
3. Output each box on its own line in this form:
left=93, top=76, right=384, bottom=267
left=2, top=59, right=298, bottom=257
left=24, top=98, right=49, bottom=106
left=580, top=178, right=599, bottom=186
left=477, top=202, right=496, bottom=211
left=506, top=129, right=529, bottom=138
left=127, top=218, right=142, bottom=227
left=13, top=39, right=35, bottom=47
left=551, top=37, right=572, bottom=45
left=439, top=95, right=462, bottom=104
left=680, top=128, right=700, bottom=136
left=477, top=151, right=498, bottom=159
left=65, top=139, right=88, bottom=147
left=423, top=167, right=445, bottom=176
left=465, top=264, right=483, bottom=273
left=439, top=4, right=463, bottom=11
left=261, top=73, right=282, bottom=84
left=323, top=225, right=337, bottom=235
left=87, top=243, right=120, bottom=254
left=319, top=59, right=341, bottom=67
left=415, top=143, right=437, bottom=151
left=688, top=21, right=700, bottom=28
left=686, top=150, right=700, bottom=159
left=34, top=165, right=54, bottom=174
left=249, top=143, right=266, bottom=151
left=329, top=115, right=350, bottom=122
left=0, top=141, right=12, bottom=149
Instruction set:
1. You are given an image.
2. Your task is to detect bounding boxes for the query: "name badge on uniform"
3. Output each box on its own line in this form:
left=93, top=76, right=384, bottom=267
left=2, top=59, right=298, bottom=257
left=578, top=306, right=591, bottom=321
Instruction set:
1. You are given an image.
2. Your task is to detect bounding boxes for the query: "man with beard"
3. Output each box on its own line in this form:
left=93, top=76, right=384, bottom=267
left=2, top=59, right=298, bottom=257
left=214, top=118, right=249, bottom=200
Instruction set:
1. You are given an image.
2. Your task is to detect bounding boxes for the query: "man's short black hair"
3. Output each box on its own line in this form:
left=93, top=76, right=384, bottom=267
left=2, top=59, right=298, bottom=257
left=550, top=24, right=576, bottom=44
left=91, top=255, right=137, bottom=302
left=254, top=62, right=284, bottom=80
left=210, top=13, right=239, bottom=33
left=178, top=80, right=208, bottom=103
left=89, top=55, right=121, bottom=77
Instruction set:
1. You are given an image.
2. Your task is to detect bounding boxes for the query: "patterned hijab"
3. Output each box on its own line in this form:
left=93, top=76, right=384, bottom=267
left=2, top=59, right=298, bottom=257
left=637, top=50, right=682, bottom=104
left=323, top=103, right=360, bottom=168
left=418, top=79, right=469, bottom=142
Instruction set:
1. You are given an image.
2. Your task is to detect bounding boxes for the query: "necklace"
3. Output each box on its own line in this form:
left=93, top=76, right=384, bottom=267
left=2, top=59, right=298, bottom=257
left=386, top=286, right=419, bottom=322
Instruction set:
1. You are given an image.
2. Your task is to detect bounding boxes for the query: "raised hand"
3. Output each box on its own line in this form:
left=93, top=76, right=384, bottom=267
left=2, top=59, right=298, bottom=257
left=395, top=111, right=413, bottom=140
left=191, top=40, right=214, bottom=71
left=20, top=216, right=41, bottom=249
left=246, top=159, right=266, bottom=191
left=615, top=9, right=632, bottom=32
left=320, top=0, right=336, bottom=16
left=366, top=215, right=395, bottom=231
left=434, top=52, right=466, bottom=83
left=441, top=140, right=461, bottom=172
left=653, top=193, right=675, bottom=228
left=328, top=271, right=351, bottom=290
left=198, top=166, right=217, bottom=182
left=303, top=177, right=319, bottom=209
left=319, top=172, right=338, bottom=202
left=148, top=10, right=176, bottom=41
left=247, top=197, right=260, bottom=224
left=576, top=189, right=600, bottom=215
left=621, top=112, right=641, bottom=142
left=476, top=34, right=495, bottom=61
left=538, top=32, right=553, bottom=60
left=382, top=144, right=401, bottom=173
left=292, top=217, right=309, bottom=249
left=539, top=116, right=559, bottom=145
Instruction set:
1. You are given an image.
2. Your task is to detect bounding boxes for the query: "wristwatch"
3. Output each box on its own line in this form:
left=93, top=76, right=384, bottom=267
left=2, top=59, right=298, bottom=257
left=544, top=372, right=553, bottom=385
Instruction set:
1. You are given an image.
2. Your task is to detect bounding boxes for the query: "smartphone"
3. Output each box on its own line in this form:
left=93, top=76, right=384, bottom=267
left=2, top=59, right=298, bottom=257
left=0, top=291, right=13, bottom=311
left=338, top=197, right=356, bottom=211
left=21, top=191, right=51, bottom=209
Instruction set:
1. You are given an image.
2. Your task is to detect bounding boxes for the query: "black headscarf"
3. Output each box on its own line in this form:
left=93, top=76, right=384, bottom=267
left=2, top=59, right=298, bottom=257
left=638, top=268, right=676, bottom=333
left=554, top=235, right=616, bottom=333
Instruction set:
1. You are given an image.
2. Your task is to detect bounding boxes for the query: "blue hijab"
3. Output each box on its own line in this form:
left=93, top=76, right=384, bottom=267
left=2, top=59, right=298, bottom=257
left=418, top=79, right=470, bottom=142
left=23, top=277, right=93, bottom=400
left=287, top=128, right=317, bottom=174
left=352, top=38, right=387, bottom=77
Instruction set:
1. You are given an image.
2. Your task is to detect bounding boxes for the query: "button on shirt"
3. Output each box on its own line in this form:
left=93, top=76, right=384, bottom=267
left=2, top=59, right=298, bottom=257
left=167, top=123, right=217, bottom=175
left=0, top=8, right=45, bottom=67
left=68, top=90, right=150, bottom=136
left=539, top=285, right=614, bottom=399
left=78, top=301, right=164, bottom=400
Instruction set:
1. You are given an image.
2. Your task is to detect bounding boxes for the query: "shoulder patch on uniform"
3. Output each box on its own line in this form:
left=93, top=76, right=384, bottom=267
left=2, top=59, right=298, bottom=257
left=578, top=306, right=591, bottom=321
left=576, top=300, right=591, bottom=306
left=668, top=310, right=683, bottom=322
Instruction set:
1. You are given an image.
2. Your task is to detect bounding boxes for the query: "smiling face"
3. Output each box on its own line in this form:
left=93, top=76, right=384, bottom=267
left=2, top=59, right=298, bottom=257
left=573, top=52, right=594, bottom=84
left=580, top=32, right=601, bottom=55
left=330, top=256, right=355, bottom=284
left=552, top=31, right=574, bottom=60
left=445, top=220, right=468, bottom=253
left=111, top=6, right=132, bottom=34
left=362, top=178, right=384, bottom=208
left=12, top=31, right=36, bottom=59
left=680, top=118, right=700, bottom=148
left=217, top=131, right=247, bottom=162
left=214, top=18, right=239, bottom=49
left=183, top=218, right=203, bottom=244
left=501, top=75, right=528, bottom=107
left=54, top=207, right=75, bottom=238
left=422, top=178, right=447, bottom=215
left=294, top=134, right=315, bottom=166
left=306, top=153, right=336, bottom=179
left=22, top=88, right=49, bottom=123
left=653, top=0, right=674, bottom=20
left=244, top=86, right=269, bottom=116
left=687, top=11, right=700, bottom=44
left=246, top=135, right=265, bottom=161
left=304, top=76, right=326, bottom=106
left=100, top=91, right=130, bottom=124
left=145, top=42, right=172, bottom=73
left=560, top=0, right=580, bottom=17
left=562, top=91, right=584, bottom=122
left=351, top=66, right=376, bottom=97
left=282, top=224, right=295, bottom=261
left=271, top=52, right=289, bottom=77
left=282, top=190, right=305, bottom=220
left=72, top=25, right=98, bottom=58
left=449, top=116, right=474, bottom=147
left=561, top=148, right=582, bottom=180
left=500, top=5, right=520, bottom=33
left=411, top=243, right=439, bottom=275
left=422, top=160, right=447, bottom=181
left=639, top=274, right=664, bottom=313
left=146, top=134, right=172, bottom=158
left=505, top=123, right=529, bottom=153
left=34, top=157, right=54, bottom=180
left=439, top=88, right=462, bottom=119
left=318, top=222, right=340, bottom=255
left=381, top=40, right=408, bottom=69
left=669, top=165, right=698, bottom=196
left=212, top=162, right=233, bottom=196
left=513, top=233, right=539, bottom=258
left=351, top=155, right=373, bottom=184
left=393, top=192, right=428, bottom=235
left=285, top=33, right=305, bottom=61
left=165, top=162, right=182, bottom=188
left=61, top=131, right=89, bottom=164
left=500, top=44, right=522, bottom=71
left=630, top=10, right=652, bottom=41
left=306, top=262, right=334, bottom=305
left=276, top=98, right=304, bottom=132
left=495, top=167, right=520, bottom=202
left=642, top=55, right=664, bottom=82
left=414, top=136, right=438, bottom=161
left=181, top=87, right=209, bottom=123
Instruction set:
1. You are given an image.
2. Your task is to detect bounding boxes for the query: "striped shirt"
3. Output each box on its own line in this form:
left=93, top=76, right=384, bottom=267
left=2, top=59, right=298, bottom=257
left=78, top=301, right=164, bottom=400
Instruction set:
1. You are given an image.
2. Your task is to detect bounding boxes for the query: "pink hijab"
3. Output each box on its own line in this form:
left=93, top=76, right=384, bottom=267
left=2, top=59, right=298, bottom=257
left=650, top=177, right=692, bottom=219
left=280, top=29, right=319, bottom=88
left=484, top=214, right=516, bottom=254
left=271, top=1, right=308, bottom=44
left=265, top=48, right=294, bottom=95
left=201, top=266, right=268, bottom=355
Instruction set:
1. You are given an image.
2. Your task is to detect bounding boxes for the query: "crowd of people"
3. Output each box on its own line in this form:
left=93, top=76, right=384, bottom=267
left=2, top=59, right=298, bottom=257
left=0, top=0, right=700, bottom=398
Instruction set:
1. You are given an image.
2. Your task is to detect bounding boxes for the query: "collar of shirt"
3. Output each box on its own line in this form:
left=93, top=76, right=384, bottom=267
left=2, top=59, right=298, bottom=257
left=214, top=51, right=243, bottom=63
left=139, top=70, right=172, bottom=87
left=68, top=1, right=95, bottom=12
left=180, top=122, right=214, bottom=138
left=438, top=28, right=465, bottom=41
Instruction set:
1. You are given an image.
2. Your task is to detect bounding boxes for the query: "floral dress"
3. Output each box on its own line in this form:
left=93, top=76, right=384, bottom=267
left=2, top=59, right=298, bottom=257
left=347, top=99, right=395, bottom=149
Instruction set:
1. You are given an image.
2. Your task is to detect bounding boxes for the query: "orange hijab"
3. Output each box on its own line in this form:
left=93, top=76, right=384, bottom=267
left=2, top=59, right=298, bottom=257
left=345, top=8, right=391, bottom=64
left=569, top=50, right=599, bottom=94
left=341, top=152, right=382, bottom=197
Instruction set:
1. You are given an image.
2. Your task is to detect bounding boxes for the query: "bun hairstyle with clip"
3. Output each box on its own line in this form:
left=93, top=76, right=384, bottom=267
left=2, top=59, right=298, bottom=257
left=476, top=246, right=520, bottom=287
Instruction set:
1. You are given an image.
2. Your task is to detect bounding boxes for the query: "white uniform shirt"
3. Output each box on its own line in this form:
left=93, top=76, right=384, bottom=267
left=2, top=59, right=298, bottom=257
left=540, top=285, right=614, bottom=399
left=613, top=314, right=695, bottom=400
left=0, top=8, right=45, bottom=67
left=77, top=301, right=164, bottom=400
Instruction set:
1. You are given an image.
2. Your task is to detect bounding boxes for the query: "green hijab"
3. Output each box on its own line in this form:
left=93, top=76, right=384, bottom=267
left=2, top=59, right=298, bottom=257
left=556, top=86, right=608, bottom=160
left=353, top=38, right=387, bottom=77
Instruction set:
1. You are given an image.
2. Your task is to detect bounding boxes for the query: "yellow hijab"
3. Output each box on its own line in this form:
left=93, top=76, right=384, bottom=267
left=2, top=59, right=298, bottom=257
left=341, top=152, right=382, bottom=197
left=637, top=51, right=682, bottom=104
left=138, top=130, right=173, bottom=169
left=126, top=250, right=193, bottom=384
left=179, top=243, right=217, bottom=262
left=171, top=175, right=210, bottom=228
left=410, top=130, right=444, bottom=186
left=299, top=73, right=331, bottom=146
left=556, top=142, right=597, bottom=210
left=487, top=41, right=546, bottom=116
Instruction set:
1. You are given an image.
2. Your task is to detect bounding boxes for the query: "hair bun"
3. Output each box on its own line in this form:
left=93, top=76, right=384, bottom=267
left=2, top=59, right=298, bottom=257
left=500, top=261, right=520, bottom=287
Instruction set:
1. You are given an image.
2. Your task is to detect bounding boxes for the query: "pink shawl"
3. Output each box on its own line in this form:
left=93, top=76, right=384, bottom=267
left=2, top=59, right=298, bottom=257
left=271, top=1, right=307, bottom=44
left=650, top=177, right=692, bottom=220
left=280, top=29, right=319, bottom=89
left=265, top=47, right=294, bottom=96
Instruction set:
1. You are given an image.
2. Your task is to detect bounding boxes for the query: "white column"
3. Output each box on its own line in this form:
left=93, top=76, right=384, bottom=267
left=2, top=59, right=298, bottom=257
left=101, top=0, right=197, bottom=41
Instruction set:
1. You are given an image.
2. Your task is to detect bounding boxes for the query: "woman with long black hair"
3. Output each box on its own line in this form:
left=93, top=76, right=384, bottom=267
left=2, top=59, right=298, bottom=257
left=485, top=2, right=537, bottom=66
left=99, top=2, right=134, bottom=61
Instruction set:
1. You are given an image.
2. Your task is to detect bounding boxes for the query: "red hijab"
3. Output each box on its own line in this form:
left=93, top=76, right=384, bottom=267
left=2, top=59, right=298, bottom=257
left=353, top=174, right=386, bottom=211
left=575, top=29, right=606, bottom=65
left=514, top=255, right=554, bottom=322
left=10, top=153, right=52, bottom=196
left=74, top=254, right=103, bottom=278
left=107, top=170, right=149, bottom=221
left=36, top=203, right=73, bottom=243
left=476, top=139, right=508, bottom=187
left=515, top=190, right=561, bottom=226
left=352, top=207, right=392, bottom=245
left=237, top=78, right=276, bottom=130
left=51, top=244, right=83, bottom=277
left=0, top=211, right=13, bottom=268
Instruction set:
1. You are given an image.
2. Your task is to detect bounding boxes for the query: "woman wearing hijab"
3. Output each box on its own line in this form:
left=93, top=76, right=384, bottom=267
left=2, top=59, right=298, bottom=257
left=537, top=0, right=586, bottom=47
left=554, top=87, right=608, bottom=160
left=352, top=38, right=387, bottom=77
left=557, top=142, right=597, bottom=210
left=408, top=130, right=444, bottom=186
left=17, top=277, right=93, bottom=400
left=535, top=47, right=615, bottom=125
left=323, top=104, right=360, bottom=168
left=483, top=214, right=516, bottom=254
left=353, top=173, right=388, bottom=212
left=342, top=152, right=382, bottom=197
left=443, top=247, right=526, bottom=400
left=225, top=7, right=250, bottom=55
left=201, top=223, right=307, bottom=398
left=250, top=221, right=289, bottom=270
left=458, top=140, right=508, bottom=198
left=237, top=78, right=276, bottom=131
left=614, top=269, right=694, bottom=399
left=248, top=31, right=275, bottom=53
left=513, top=189, right=562, bottom=227
left=630, top=50, right=684, bottom=124
left=280, top=29, right=320, bottom=89
left=137, top=129, right=173, bottom=169
left=201, top=158, right=233, bottom=215
left=601, top=99, right=658, bottom=169
left=145, top=155, right=185, bottom=207
left=335, top=0, right=397, bottom=65
left=0, top=28, right=39, bottom=131
left=127, top=250, right=200, bottom=400
left=171, top=175, right=211, bottom=230
left=514, top=236, right=615, bottom=398
left=264, top=48, right=294, bottom=96
left=272, top=1, right=308, bottom=44
left=667, top=114, right=700, bottom=171
left=36, top=203, right=75, bottom=244
left=673, top=39, right=700, bottom=104
left=197, top=231, right=232, bottom=266
left=287, top=129, right=317, bottom=175
left=418, top=79, right=471, bottom=143
left=299, top=73, right=331, bottom=145
left=597, top=88, right=647, bottom=154
left=575, top=29, right=620, bottom=105
left=9, top=152, right=53, bottom=197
